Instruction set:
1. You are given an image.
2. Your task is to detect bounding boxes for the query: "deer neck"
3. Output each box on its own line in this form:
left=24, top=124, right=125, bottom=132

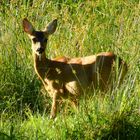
left=33, top=52, right=48, bottom=80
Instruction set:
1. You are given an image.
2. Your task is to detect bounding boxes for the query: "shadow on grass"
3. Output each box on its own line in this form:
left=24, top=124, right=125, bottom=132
left=0, top=132, right=11, bottom=140
left=101, top=114, right=140, bottom=140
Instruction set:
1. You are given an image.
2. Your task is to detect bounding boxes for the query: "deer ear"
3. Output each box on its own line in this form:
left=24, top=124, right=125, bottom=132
left=45, top=19, right=57, bottom=35
left=23, top=18, right=35, bottom=35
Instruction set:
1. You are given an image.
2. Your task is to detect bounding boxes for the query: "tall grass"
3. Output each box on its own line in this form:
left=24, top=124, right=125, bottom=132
left=0, top=0, right=140, bottom=139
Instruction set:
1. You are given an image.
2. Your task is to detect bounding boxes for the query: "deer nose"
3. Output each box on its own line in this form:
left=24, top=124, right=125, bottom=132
left=37, top=47, right=44, bottom=54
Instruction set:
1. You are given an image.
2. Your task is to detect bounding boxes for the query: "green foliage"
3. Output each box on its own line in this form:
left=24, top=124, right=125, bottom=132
left=0, top=0, right=140, bottom=139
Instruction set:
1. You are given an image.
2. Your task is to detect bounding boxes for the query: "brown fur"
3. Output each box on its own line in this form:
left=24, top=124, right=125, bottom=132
left=23, top=18, right=127, bottom=118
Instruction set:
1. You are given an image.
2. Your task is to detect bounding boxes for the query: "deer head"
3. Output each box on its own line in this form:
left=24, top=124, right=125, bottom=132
left=23, top=18, right=57, bottom=57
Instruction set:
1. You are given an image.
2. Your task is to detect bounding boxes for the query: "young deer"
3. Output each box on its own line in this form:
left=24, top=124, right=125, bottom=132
left=23, top=18, right=127, bottom=118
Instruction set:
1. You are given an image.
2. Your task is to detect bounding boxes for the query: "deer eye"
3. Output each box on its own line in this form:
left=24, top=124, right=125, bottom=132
left=32, top=38, right=38, bottom=43
left=44, top=38, right=48, bottom=43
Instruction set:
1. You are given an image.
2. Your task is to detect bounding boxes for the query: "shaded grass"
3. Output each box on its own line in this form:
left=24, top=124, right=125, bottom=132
left=0, top=0, right=140, bottom=139
left=0, top=95, right=140, bottom=140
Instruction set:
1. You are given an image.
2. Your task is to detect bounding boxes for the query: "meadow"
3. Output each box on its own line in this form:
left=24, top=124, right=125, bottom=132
left=0, top=0, right=140, bottom=139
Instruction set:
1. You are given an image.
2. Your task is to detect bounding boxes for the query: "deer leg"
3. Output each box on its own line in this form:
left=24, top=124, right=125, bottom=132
left=71, top=98, right=78, bottom=110
left=50, top=92, right=58, bottom=119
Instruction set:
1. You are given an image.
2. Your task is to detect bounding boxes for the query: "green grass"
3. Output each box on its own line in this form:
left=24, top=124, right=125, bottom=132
left=0, top=0, right=140, bottom=139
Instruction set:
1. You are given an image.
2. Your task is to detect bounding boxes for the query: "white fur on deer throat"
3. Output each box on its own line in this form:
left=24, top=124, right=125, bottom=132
left=29, top=34, right=43, bottom=60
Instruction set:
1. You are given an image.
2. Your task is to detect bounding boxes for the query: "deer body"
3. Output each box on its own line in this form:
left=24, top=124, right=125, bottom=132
left=23, top=18, right=127, bottom=118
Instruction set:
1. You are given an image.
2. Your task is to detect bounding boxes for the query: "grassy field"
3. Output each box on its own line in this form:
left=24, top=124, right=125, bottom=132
left=0, top=0, right=140, bottom=139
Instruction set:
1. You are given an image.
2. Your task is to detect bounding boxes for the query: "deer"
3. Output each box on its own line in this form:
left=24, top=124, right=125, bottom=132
left=23, top=18, right=127, bottom=118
